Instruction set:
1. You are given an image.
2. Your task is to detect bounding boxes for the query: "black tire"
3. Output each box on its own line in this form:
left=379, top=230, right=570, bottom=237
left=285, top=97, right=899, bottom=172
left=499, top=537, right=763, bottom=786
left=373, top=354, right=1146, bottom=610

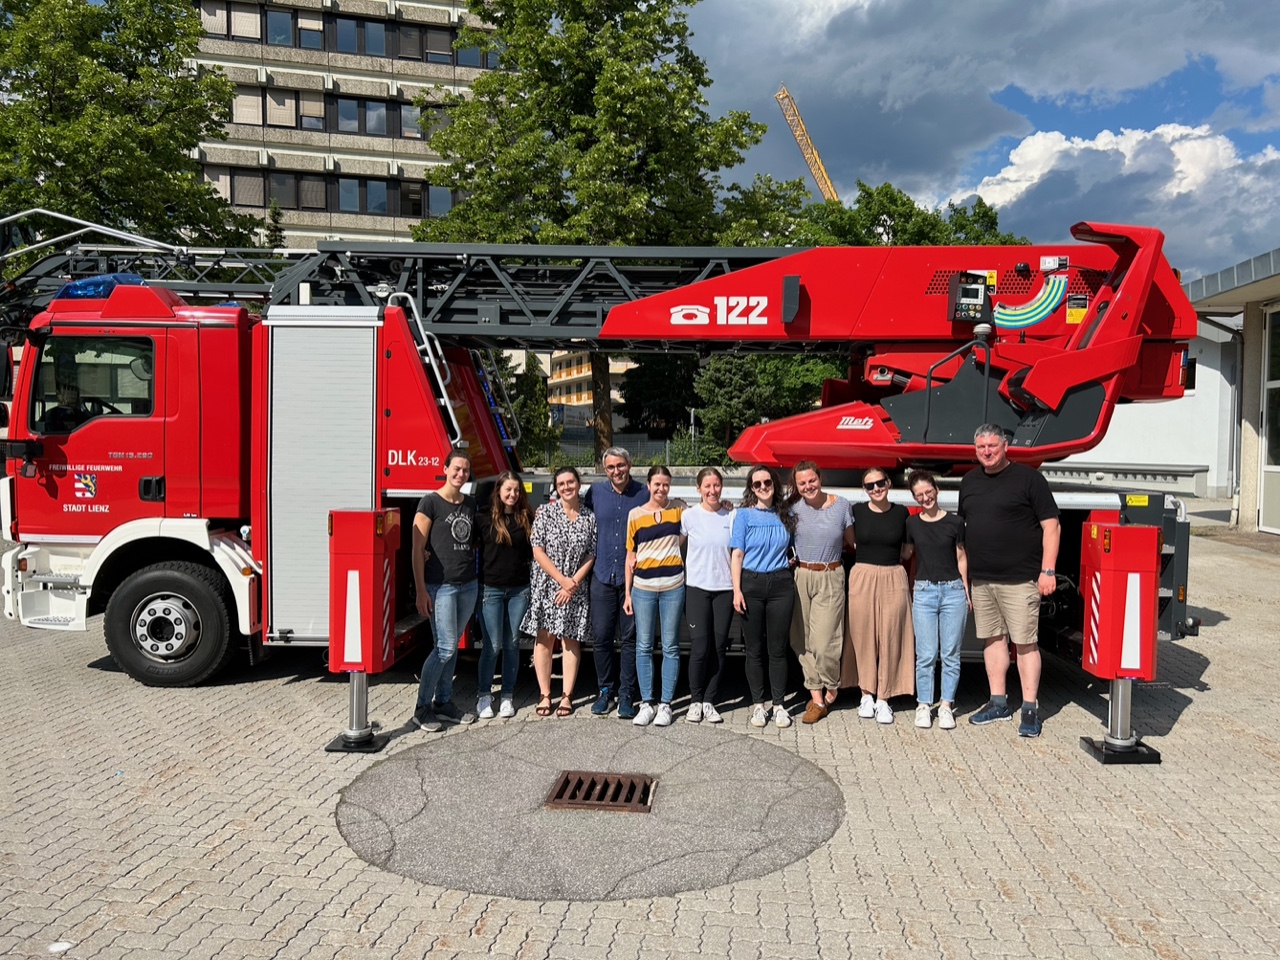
left=104, top=562, right=237, bottom=687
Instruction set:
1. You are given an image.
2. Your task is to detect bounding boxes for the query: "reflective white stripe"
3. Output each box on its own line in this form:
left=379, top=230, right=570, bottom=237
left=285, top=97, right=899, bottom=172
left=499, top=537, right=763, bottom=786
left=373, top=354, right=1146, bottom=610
left=1120, top=572, right=1143, bottom=671
left=343, top=570, right=363, bottom=665
left=1088, top=571, right=1101, bottom=669
left=20, top=534, right=102, bottom=544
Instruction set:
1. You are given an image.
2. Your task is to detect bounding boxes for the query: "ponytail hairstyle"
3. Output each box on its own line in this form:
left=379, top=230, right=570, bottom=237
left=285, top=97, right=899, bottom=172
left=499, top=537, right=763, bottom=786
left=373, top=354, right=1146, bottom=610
left=489, top=470, right=533, bottom=546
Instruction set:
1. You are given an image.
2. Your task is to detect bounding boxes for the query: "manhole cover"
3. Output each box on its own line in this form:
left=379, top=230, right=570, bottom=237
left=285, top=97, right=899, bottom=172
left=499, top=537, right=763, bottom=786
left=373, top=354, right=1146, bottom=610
left=546, top=770, right=654, bottom=812
left=336, top=721, right=844, bottom=900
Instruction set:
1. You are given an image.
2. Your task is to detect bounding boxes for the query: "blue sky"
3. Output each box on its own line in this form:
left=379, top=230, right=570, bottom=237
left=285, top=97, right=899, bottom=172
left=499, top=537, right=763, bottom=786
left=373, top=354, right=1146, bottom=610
left=687, top=0, right=1280, bottom=279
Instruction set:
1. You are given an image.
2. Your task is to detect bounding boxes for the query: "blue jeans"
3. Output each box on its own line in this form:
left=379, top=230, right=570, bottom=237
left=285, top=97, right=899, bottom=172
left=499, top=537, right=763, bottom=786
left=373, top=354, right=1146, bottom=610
left=416, top=580, right=479, bottom=712
left=477, top=584, right=530, bottom=700
left=912, top=579, right=968, bottom=704
left=632, top=585, right=685, bottom=703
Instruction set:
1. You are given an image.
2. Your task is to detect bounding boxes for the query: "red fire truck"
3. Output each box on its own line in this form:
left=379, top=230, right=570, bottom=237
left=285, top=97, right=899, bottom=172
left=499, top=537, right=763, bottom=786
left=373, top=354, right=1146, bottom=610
left=0, top=222, right=1198, bottom=689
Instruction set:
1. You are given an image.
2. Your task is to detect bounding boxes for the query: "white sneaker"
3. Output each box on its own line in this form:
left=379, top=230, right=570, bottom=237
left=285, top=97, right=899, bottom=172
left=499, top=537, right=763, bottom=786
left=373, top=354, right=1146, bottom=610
left=914, top=703, right=931, bottom=729
left=686, top=702, right=703, bottom=723
left=654, top=703, right=673, bottom=727
left=477, top=695, right=494, bottom=720
left=633, top=703, right=656, bottom=727
left=774, top=706, right=792, bottom=728
left=937, top=704, right=956, bottom=730
left=875, top=700, right=893, bottom=724
left=858, top=694, right=876, bottom=719
left=702, top=702, right=723, bottom=724
left=750, top=705, right=768, bottom=728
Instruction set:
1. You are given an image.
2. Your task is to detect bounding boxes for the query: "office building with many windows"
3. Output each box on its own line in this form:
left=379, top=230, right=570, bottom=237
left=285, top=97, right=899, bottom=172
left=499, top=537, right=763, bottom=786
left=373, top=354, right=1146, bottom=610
left=194, top=0, right=494, bottom=246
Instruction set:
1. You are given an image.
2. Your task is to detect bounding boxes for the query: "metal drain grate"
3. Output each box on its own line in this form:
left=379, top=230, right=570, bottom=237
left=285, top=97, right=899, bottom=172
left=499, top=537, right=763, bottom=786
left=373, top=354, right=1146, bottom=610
left=545, top=770, right=655, bottom=813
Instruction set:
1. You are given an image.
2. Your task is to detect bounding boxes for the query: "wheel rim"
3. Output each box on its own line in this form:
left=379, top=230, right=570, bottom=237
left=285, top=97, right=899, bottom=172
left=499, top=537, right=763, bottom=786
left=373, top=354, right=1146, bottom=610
left=129, top=592, right=202, bottom=664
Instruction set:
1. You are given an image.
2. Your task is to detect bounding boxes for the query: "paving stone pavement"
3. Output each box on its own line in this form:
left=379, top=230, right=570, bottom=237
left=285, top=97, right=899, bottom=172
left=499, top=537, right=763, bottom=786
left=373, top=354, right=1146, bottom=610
left=3, top=533, right=1279, bottom=959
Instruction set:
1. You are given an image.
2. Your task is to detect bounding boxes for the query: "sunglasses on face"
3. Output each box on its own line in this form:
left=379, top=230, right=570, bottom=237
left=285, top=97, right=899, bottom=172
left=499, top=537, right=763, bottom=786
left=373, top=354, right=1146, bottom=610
left=751, top=479, right=774, bottom=490
left=864, top=478, right=889, bottom=491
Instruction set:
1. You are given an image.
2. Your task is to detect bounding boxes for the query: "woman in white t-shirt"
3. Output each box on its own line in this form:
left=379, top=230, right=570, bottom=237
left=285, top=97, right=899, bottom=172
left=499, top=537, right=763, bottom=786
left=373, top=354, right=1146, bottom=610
left=679, top=467, right=736, bottom=724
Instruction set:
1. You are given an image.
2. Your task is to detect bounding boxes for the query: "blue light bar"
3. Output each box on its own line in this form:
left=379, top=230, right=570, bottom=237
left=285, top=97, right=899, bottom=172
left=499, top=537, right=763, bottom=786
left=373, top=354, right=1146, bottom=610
left=54, top=273, right=147, bottom=301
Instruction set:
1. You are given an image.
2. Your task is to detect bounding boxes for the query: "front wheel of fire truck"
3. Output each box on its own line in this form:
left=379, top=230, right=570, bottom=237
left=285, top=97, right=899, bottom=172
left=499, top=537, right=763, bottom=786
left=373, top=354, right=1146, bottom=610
left=104, top=562, right=237, bottom=687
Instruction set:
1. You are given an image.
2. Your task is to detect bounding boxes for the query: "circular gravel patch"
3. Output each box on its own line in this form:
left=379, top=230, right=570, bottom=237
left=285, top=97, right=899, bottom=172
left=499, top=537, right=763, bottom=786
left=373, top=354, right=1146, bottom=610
left=336, top=719, right=844, bottom=901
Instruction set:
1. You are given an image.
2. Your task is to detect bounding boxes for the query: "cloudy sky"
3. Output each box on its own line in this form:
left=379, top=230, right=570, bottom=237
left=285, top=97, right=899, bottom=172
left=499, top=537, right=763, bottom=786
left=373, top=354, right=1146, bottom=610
left=687, top=0, right=1280, bottom=280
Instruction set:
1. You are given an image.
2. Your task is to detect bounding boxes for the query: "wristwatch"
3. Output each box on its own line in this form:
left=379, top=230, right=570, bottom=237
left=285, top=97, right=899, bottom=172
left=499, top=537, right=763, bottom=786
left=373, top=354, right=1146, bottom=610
left=1041, top=568, right=1056, bottom=576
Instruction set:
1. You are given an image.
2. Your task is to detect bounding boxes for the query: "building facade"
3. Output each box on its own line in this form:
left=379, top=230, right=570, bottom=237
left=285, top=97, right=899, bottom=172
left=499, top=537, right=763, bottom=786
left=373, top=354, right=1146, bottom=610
left=547, top=351, right=634, bottom=429
left=194, top=0, right=493, bottom=246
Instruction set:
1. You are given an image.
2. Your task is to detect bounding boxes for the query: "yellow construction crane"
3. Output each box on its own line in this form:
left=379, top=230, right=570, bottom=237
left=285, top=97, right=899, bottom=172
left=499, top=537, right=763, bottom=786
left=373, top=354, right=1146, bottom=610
left=775, top=83, right=839, bottom=203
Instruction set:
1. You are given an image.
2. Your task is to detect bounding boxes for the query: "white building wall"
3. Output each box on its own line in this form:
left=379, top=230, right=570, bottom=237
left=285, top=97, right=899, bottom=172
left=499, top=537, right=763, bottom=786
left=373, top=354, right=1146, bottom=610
left=1051, top=332, right=1238, bottom=497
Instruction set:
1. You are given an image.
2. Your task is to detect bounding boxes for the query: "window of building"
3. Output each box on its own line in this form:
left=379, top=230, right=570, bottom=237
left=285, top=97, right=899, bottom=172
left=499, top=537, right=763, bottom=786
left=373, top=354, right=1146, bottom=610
left=400, top=182, right=423, bottom=217
left=298, top=12, right=324, bottom=49
left=204, top=166, right=231, bottom=201
left=337, top=98, right=359, bottom=133
left=299, top=91, right=325, bottom=130
left=365, top=22, right=386, bottom=57
left=232, top=86, right=262, bottom=125
left=232, top=171, right=265, bottom=207
left=337, top=178, right=360, bottom=212
left=266, top=9, right=292, bottom=46
left=336, top=17, right=358, bottom=54
left=456, top=46, right=482, bottom=68
left=425, top=28, right=453, bottom=64
left=366, top=101, right=387, bottom=136
left=428, top=186, right=453, bottom=218
left=268, top=173, right=297, bottom=209
left=265, top=90, right=296, bottom=128
left=299, top=176, right=327, bottom=210
left=200, top=0, right=228, bottom=38
left=399, top=24, right=421, bottom=60
left=367, top=180, right=388, bottom=214
left=228, top=2, right=260, bottom=41
left=401, top=103, right=421, bottom=138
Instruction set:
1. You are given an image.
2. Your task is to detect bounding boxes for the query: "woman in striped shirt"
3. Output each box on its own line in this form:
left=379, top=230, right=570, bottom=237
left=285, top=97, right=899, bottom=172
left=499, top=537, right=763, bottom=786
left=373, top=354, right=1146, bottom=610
left=623, top=465, right=687, bottom=727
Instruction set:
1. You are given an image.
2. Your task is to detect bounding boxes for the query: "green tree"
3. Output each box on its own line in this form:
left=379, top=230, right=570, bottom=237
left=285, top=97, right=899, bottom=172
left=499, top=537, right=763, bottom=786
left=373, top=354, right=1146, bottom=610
left=0, top=0, right=257, bottom=249
left=509, top=352, right=562, bottom=467
left=616, top=353, right=699, bottom=439
left=263, top=199, right=287, bottom=249
left=413, top=0, right=766, bottom=460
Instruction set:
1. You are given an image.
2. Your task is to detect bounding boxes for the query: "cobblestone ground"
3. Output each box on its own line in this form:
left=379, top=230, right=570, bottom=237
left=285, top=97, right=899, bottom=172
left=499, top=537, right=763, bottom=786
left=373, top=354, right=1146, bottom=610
left=2, top=533, right=1278, bottom=960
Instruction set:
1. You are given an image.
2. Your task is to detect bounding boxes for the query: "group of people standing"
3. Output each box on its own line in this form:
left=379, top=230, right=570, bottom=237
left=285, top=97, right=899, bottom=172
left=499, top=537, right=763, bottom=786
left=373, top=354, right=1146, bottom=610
left=410, top=423, right=1061, bottom=740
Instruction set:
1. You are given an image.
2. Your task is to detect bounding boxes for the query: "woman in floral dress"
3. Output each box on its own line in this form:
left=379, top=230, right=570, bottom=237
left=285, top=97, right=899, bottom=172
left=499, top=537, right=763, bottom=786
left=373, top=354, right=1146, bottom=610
left=521, top=466, right=597, bottom=717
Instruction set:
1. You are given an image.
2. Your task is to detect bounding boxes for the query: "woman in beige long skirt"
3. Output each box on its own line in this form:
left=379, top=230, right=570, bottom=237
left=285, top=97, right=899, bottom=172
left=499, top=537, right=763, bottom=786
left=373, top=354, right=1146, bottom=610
left=841, top=468, right=915, bottom=724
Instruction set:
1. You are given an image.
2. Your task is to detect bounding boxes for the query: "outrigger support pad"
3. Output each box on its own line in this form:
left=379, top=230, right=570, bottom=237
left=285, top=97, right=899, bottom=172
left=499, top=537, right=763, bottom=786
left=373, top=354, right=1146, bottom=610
left=326, top=672, right=390, bottom=754
left=1080, top=678, right=1161, bottom=765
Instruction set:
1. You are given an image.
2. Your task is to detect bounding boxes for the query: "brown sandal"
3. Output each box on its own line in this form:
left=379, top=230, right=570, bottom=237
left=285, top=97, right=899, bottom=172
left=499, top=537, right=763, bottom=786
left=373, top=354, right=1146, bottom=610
left=535, top=694, right=553, bottom=717
left=555, top=694, right=575, bottom=717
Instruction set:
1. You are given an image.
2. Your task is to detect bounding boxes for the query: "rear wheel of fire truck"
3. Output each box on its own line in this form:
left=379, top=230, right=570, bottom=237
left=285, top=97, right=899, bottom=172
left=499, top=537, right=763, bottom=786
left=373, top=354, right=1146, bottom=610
left=104, top=562, right=236, bottom=687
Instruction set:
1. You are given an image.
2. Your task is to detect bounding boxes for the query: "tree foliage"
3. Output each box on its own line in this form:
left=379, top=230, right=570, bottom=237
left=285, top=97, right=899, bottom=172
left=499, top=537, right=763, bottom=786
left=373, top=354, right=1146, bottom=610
left=616, top=353, right=699, bottom=439
left=509, top=353, right=562, bottom=467
left=413, top=0, right=765, bottom=247
left=0, top=0, right=256, bottom=247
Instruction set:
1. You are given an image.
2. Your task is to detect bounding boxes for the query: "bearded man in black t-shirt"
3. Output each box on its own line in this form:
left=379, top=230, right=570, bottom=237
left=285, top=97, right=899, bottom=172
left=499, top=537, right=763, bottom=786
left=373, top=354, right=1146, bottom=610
left=956, top=424, right=1061, bottom=738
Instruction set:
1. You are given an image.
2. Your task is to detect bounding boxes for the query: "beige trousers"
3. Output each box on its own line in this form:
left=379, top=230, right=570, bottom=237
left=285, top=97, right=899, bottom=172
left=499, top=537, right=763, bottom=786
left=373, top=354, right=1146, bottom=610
left=789, top=566, right=846, bottom=690
left=841, top=563, right=915, bottom=698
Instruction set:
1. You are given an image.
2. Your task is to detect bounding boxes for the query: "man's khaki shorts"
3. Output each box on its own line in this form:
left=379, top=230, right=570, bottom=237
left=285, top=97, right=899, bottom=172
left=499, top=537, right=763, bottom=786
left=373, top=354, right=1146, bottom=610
left=971, top=580, right=1040, bottom=647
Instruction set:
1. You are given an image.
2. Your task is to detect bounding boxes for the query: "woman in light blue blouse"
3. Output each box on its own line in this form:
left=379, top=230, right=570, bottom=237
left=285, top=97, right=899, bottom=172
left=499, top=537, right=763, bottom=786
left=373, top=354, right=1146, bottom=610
left=730, top=464, right=796, bottom=729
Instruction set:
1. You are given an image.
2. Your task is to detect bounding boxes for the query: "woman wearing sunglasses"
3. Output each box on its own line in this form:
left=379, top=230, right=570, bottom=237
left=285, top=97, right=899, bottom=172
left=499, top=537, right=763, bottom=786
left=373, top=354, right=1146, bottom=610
left=843, top=467, right=915, bottom=724
left=731, top=464, right=797, bottom=728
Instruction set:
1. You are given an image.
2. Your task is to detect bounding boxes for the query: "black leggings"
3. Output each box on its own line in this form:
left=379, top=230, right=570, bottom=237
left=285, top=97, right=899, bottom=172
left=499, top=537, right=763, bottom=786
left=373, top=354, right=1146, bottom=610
left=741, top=569, right=794, bottom=705
left=686, top=586, right=733, bottom=703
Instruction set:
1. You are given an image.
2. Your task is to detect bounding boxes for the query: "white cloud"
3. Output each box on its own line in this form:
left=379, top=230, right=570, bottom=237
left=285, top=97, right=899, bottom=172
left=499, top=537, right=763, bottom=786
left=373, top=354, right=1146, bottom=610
left=951, top=124, right=1280, bottom=276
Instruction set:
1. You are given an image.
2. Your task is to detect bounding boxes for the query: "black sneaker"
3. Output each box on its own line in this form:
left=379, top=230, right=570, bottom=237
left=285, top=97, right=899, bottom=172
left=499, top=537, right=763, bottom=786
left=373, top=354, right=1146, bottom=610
left=968, top=700, right=1014, bottom=725
left=413, top=709, right=443, bottom=733
left=591, top=686, right=614, bottom=716
left=1018, top=706, right=1042, bottom=738
left=433, top=700, right=476, bottom=725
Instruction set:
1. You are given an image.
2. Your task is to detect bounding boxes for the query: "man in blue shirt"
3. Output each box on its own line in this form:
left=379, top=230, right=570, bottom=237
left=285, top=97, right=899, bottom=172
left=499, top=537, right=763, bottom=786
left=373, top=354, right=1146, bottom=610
left=583, top=446, right=649, bottom=718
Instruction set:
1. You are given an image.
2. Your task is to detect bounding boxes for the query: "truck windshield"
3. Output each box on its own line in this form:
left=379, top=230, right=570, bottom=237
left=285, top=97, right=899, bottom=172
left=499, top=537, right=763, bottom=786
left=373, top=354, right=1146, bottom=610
left=28, top=335, right=154, bottom=434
